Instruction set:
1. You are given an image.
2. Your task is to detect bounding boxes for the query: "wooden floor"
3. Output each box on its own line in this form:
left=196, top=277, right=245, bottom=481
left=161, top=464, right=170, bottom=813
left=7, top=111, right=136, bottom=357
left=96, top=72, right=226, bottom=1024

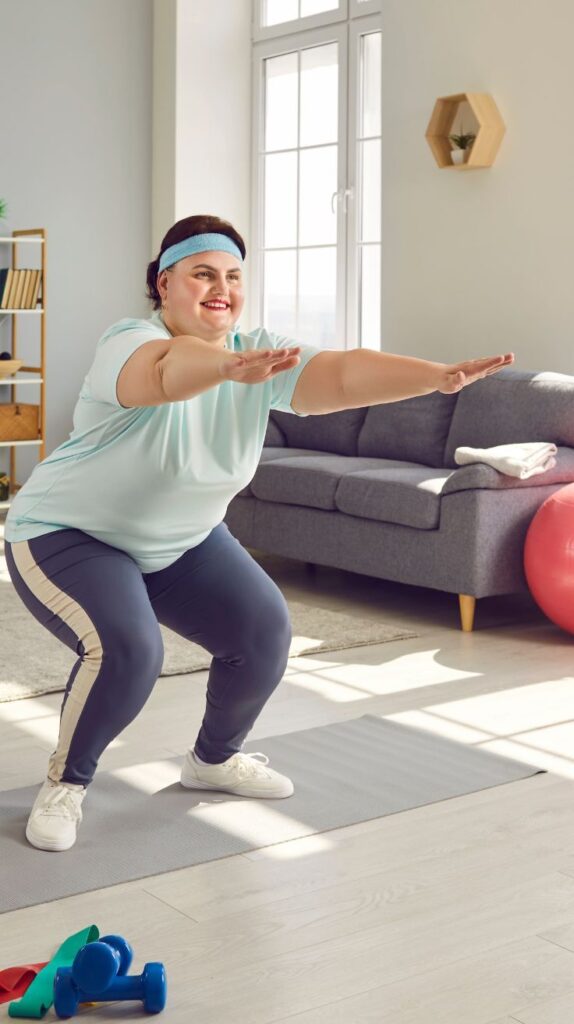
left=2, top=526, right=574, bottom=1023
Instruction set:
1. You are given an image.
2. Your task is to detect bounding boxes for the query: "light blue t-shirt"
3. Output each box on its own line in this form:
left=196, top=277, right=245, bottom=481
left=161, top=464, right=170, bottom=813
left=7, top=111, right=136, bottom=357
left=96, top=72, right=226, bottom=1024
left=4, top=312, right=322, bottom=573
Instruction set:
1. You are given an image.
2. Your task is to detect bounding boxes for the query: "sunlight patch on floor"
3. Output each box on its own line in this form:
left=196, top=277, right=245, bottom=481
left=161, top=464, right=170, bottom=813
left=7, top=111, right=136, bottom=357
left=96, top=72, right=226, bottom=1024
left=386, top=709, right=492, bottom=744
left=248, top=833, right=335, bottom=859
left=279, top=669, right=372, bottom=702
left=186, top=799, right=323, bottom=849
left=2, top=711, right=59, bottom=746
left=110, top=759, right=182, bottom=793
left=285, top=648, right=481, bottom=701
left=0, top=552, right=10, bottom=583
left=479, top=737, right=574, bottom=779
left=0, top=695, right=58, bottom=723
left=0, top=707, right=126, bottom=751
left=426, top=677, right=574, bottom=734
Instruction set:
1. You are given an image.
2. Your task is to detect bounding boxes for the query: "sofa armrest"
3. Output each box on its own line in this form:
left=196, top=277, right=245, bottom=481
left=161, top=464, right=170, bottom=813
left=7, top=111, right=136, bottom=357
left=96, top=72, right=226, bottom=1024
left=264, top=415, right=287, bottom=447
left=442, top=446, right=574, bottom=495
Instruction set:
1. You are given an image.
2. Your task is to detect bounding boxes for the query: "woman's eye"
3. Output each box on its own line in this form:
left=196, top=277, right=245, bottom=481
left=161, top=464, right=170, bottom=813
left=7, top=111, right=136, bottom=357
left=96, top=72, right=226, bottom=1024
left=196, top=272, right=240, bottom=283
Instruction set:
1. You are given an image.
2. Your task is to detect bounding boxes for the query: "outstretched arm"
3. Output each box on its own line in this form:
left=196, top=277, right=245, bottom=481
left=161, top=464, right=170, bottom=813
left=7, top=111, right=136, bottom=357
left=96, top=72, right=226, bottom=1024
left=291, top=349, right=515, bottom=415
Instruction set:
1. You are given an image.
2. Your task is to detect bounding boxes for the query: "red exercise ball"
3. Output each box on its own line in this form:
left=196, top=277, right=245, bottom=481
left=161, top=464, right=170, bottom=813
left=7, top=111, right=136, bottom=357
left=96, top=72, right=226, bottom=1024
left=524, top=482, right=574, bottom=635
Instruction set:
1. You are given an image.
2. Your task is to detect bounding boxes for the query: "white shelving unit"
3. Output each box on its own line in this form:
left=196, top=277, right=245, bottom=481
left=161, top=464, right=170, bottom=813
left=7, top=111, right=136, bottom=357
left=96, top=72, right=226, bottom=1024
left=0, top=229, right=46, bottom=510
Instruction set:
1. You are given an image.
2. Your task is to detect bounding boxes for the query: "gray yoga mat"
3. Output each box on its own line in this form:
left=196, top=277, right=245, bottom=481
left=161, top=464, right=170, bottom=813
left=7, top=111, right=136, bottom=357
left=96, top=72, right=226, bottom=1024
left=0, top=715, right=544, bottom=913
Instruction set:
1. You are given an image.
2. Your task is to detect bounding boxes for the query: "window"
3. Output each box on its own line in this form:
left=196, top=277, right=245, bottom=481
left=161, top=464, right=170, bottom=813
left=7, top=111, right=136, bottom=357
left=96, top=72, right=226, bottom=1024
left=354, top=25, right=381, bottom=351
left=264, top=0, right=341, bottom=28
left=255, top=0, right=346, bottom=40
left=252, top=4, right=382, bottom=350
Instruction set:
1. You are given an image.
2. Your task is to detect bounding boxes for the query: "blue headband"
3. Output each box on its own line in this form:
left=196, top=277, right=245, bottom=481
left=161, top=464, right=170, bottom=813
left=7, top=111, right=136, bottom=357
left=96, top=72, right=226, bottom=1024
left=158, top=232, right=243, bottom=272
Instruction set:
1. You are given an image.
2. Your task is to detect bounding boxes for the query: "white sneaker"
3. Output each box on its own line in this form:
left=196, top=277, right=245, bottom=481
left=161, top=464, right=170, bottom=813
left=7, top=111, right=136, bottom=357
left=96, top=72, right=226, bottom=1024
left=180, top=750, right=294, bottom=799
left=26, top=780, right=86, bottom=852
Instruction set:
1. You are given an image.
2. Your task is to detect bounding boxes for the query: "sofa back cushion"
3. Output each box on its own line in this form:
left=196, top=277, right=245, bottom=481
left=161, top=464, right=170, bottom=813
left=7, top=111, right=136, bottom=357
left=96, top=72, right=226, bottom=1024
left=357, top=391, right=459, bottom=467
left=444, top=368, right=574, bottom=467
left=269, top=407, right=369, bottom=456
left=264, top=417, right=287, bottom=447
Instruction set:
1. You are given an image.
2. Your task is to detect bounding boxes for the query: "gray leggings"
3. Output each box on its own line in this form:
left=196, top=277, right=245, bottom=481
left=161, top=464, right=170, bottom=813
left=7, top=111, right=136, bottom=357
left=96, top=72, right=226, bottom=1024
left=4, top=523, right=292, bottom=787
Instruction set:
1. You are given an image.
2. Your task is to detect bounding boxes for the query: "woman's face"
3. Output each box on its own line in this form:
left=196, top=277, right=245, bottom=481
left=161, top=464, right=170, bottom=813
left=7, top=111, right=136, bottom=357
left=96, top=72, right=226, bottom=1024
left=157, top=250, right=245, bottom=345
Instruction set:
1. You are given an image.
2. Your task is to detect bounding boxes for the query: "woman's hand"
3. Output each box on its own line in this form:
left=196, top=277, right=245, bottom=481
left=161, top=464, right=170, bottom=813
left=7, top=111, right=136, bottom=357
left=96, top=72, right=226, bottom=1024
left=221, top=347, right=302, bottom=385
left=437, top=352, right=515, bottom=394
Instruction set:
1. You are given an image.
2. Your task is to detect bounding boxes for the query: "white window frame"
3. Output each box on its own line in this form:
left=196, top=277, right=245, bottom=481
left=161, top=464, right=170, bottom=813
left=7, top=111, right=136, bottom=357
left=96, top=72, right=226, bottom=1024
left=251, top=22, right=349, bottom=348
left=348, top=13, right=383, bottom=349
left=253, top=0, right=348, bottom=43
left=251, top=6, right=382, bottom=349
left=350, top=0, right=381, bottom=17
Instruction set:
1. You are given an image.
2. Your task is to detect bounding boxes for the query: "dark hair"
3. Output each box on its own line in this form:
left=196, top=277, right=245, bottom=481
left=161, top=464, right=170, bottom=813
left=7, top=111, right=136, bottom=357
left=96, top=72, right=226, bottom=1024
left=146, top=214, right=247, bottom=310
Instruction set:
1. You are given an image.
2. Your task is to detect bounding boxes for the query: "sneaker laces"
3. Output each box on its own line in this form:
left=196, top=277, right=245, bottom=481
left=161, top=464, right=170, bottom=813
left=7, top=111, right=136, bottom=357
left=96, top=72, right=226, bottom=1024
left=37, top=785, right=84, bottom=821
left=227, top=752, right=272, bottom=779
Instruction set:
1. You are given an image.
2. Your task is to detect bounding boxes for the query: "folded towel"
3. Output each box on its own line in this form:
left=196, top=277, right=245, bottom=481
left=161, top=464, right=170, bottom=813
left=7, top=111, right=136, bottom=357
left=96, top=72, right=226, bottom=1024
left=454, top=442, right=558, bottom=479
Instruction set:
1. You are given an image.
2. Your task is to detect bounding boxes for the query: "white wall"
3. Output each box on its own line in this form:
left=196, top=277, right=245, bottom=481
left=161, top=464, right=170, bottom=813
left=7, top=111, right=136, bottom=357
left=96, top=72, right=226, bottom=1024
left=0, top=0, right=153, bottom=480
left=0, top=0, right=252, bottom=489
left=152, top=0, right=253, bottom=328
left=381, top=0, right=574, bottom=373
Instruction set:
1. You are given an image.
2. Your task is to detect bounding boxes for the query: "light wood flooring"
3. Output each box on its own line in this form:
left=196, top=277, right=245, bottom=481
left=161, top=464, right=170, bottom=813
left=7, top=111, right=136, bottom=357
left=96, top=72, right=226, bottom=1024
left=2, top=524, right=574, bottom=1023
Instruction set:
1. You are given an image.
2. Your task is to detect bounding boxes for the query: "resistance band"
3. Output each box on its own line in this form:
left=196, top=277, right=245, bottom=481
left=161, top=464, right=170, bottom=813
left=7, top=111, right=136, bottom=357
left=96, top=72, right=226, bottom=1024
left=0, top=965, right=48, bottom=1005
left=8, top=925, right=99, bottom=1019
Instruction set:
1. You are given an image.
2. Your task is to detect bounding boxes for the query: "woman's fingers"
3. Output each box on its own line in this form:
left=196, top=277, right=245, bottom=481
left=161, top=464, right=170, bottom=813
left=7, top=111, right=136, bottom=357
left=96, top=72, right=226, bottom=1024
left=237, top=347, right=300, bottom=365
left=438, top=352, right=514, bottom=394
left=228, top=347, right=301, bottom=384
left=455, top=352, right=514, bottom=381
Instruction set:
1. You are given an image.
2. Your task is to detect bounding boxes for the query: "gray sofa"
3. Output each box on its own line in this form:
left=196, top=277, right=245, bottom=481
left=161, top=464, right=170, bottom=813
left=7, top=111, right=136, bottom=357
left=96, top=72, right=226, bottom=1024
left=224, top=369, right=574, bottom=630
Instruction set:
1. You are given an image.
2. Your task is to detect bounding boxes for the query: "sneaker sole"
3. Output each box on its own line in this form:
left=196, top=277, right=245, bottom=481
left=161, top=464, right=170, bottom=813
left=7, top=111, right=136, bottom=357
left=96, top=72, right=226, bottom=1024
left=25, top=824, right=77, bottom=852
left=180, top=770, right=294, bottom=799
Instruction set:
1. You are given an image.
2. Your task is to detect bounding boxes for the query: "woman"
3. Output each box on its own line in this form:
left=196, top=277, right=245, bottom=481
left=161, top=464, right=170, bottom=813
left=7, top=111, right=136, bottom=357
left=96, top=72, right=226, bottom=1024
left=4, top=213, right=513, bottom=851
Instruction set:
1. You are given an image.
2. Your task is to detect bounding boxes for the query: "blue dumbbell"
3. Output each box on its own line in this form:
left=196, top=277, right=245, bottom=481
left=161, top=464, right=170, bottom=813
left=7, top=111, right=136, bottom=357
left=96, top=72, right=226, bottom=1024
left=53, top=935, right=166, bottom=1018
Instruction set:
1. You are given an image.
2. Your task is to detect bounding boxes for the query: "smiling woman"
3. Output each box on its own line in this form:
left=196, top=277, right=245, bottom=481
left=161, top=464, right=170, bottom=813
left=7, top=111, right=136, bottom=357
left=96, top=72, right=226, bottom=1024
left=3, top=210, right=513, bottom=854
left=145, top=214, right=247, bottom=348
left=2, top=211, right=325, bottom=852
left=146, top=214, right=246, bottom=307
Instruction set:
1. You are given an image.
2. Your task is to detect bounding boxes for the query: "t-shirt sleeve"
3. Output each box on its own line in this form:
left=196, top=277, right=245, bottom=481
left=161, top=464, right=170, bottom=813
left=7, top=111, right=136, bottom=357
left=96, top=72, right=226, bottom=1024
left=86, top=318, right=170, bottom=408
left=264, top=331, right=324, bottom=417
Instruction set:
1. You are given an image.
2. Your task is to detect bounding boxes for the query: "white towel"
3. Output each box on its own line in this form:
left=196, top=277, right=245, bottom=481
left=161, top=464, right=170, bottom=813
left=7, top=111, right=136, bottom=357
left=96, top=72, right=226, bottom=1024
left=454, top=442, right=558, bottom=479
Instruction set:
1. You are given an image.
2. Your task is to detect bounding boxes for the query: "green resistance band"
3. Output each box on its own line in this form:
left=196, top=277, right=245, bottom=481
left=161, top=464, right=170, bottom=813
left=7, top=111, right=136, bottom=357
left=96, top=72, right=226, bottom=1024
left=9, top=925, right=99, bottom=1019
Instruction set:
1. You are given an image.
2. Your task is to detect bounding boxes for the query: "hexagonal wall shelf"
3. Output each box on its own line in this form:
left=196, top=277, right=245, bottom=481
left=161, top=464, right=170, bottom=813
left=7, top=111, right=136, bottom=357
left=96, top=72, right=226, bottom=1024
left=425, top=93, right=505, bottom=169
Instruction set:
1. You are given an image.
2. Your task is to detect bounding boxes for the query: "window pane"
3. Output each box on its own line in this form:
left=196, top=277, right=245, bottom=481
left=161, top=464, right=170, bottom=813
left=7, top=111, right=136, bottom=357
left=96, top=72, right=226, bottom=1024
left=300, top=43, right=338, bottom=147
left=360, top=245, right=381, bottom=350
left=298, top=247, right=337, bottom=346
left=264, top=0, right=298, bottom=27
left=264, top=152, right=298, bottom=248
left=300, top=0, right=339, bottom=14
left=299, top=146, right=337, bottom=247
left=360, top=139, right=381, bottom=243
left=361, top=32, right=381, bottom=138
left=265, top=53, right=298, bottom=153
left=264, top=251, right=297, bottom=338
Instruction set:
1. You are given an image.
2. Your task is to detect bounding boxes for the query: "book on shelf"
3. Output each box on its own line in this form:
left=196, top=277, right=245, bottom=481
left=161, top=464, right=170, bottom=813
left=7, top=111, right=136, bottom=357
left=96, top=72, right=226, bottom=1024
left=0, top=268, right=42, bottom=310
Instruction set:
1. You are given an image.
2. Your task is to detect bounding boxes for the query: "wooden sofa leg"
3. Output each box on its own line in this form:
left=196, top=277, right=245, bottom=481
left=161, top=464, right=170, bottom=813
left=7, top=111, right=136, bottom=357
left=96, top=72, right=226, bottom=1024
left=458, top=594, right=476, bottom=632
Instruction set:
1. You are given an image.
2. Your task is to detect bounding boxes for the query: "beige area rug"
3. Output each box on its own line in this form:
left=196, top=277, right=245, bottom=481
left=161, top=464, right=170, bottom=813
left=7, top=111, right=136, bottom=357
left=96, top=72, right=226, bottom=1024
left=0, top=567, right=418, bottom=701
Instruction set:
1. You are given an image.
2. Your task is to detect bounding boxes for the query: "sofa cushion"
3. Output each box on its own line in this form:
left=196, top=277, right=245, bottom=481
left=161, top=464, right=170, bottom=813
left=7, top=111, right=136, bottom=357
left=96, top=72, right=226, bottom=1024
left=249, top=451, right=453, bottom=529
left=269, top=407, right=368, bottom=456
left=357, top=391, right=459, bottom=467
left=444, top=368, right=574, bottom=467
left=334, top=466, right=452, bottom=529
left=236, top=446, right=295, bottom=496
left=250, top=453, right=387, bottom=508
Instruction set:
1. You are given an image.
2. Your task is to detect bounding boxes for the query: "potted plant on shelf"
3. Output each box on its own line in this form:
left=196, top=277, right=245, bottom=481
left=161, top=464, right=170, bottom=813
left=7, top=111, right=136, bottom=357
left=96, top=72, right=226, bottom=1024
left=449, top=129, right=476, bottom=165
left=0, top=199, right=7, bottom=220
